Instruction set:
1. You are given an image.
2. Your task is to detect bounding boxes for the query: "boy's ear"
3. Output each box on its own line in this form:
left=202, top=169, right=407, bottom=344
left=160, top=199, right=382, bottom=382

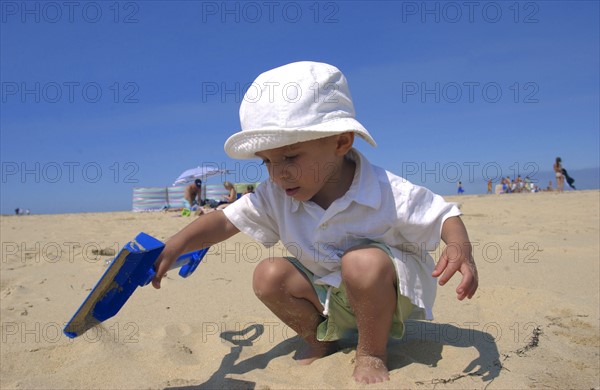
left=335, top=132, right=355, bottom=155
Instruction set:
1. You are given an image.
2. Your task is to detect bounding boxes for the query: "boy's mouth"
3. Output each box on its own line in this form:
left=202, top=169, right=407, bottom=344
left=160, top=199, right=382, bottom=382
left=285, top=187, right=300, bottom=196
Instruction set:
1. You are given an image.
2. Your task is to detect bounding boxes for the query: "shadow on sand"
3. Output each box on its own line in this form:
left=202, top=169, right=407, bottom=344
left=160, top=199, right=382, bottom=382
left=164, top=320, right=501, bottom=389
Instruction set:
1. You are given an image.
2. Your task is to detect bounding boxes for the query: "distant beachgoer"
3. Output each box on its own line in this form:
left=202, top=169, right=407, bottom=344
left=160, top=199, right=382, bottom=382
left=196, top=181, right=238, bottom=215
left=515, top=175, right=523, bottom=193
left=457, top=181, right=464, bottom=195
left=243, top=184, right=255, bottom=195
left=216, top=181, right=237, bottom=210
left=487, top=180, right=492, bottom=194
left=511, top=179, right=517, bottom=193
left=554, top=157, right=564, bottom=192
left=503, top=177, right=512, bottom=194
left=547, top=181, right=554, bottom=191
left=524, top=177, right=532, bottom=192
left=184, top=179, right=203, bottom=209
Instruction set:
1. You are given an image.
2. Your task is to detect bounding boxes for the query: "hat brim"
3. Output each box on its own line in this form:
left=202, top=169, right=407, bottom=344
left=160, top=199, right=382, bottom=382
left=224, top=117, right=376, bottom=160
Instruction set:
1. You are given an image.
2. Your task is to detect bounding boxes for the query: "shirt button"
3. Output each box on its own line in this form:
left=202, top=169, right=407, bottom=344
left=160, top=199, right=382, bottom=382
left=320, top=223, right=328, bottom=229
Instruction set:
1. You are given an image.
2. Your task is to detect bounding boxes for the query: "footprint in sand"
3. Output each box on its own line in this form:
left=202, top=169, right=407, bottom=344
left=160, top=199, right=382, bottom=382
left=164, top=378, right=198, bottom=387
left=163, top=323, right=193, bottom=338
left=546, top=313, right=600, bottom=347
left=6, top=264, right=28, bottom=271
left=177, top=340, right=193, bottom=354
left=160, top=325, right=200, bottom=365
left=1, top=285, right=26, bottom=299
left=162, top=339, right=200, bottom=365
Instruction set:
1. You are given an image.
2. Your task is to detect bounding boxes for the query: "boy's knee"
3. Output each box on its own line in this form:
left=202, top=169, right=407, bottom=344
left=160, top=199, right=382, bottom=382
left=341, top=247, right=395, bottom=287
left=252, top=257, right=287, bottom=297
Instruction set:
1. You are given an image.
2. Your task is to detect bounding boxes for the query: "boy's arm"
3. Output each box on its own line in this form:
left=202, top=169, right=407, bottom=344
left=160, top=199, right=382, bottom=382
left=432, top=216, right=479, bottom=300
left=152, top=210, right=240, bottom=289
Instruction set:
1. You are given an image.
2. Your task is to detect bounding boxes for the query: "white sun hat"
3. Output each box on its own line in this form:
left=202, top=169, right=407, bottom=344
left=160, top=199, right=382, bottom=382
left=224, top=61, right=377, bottom=159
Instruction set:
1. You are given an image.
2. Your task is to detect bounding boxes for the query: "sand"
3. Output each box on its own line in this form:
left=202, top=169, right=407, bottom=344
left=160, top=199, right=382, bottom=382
left=1, top=190, right=599, bottom=389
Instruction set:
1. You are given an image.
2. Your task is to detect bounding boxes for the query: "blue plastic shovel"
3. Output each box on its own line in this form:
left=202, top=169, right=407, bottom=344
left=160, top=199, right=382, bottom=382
left=63, top=232, right=208, bottom=338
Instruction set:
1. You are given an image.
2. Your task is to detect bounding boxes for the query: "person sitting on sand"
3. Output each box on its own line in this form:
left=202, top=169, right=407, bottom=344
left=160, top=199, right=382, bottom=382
left=195, top=182, right=238, bottom=215
left=151, top=62, right=478, bottom=385
left=502, top=176, right=511, bottom=193
left=216, top=181, right=237, bottom=210
left=515, top=175, right=523, bottom=193
left=243, top=184, right=255, bottom=195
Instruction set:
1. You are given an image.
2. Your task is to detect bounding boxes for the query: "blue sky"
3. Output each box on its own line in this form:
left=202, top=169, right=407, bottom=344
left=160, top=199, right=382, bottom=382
left=1, top=1, right=599, bottom=214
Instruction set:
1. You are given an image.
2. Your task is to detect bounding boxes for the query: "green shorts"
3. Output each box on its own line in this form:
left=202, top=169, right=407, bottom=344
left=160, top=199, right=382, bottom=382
left=286, top=242, right=414, bottom=342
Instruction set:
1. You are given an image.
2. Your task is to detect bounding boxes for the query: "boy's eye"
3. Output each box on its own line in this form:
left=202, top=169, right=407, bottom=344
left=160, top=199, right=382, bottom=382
left=260, top=155, right=297, bottom=165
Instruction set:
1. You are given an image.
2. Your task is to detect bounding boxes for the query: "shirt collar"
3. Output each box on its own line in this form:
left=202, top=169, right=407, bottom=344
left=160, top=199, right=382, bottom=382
left=344, top=148, right=382, bottom=209
left=290, top=148, right=382, bottom=213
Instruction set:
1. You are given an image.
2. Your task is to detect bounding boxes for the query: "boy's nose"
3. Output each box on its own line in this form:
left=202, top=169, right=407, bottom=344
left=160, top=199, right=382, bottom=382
left=270, top=163, right=295, bottom=183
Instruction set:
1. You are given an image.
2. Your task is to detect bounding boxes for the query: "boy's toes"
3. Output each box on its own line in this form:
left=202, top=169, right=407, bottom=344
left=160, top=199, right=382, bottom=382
left=293, top=341, right=338, bottom=365
left=352, top=355, right=390, bottom=384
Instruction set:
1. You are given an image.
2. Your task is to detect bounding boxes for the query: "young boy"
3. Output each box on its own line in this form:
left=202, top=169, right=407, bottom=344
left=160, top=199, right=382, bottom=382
left=152, top=61, right=478, bottom=384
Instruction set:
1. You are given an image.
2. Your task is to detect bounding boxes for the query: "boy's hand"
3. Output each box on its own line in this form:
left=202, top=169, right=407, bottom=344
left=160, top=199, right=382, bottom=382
left=150, top=210, right=240, bottom=289
left=152, top=247, right=179, bottom=289
left=437, top=216, right=479, bottom=300
left=432, top=244, right=478, bottom=300
left=152, top=239, right=186, bottom=289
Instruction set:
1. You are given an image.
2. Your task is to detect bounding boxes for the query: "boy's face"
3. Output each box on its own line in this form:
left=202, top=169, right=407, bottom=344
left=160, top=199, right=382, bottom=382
left=256, top=134, right=352, bottom=203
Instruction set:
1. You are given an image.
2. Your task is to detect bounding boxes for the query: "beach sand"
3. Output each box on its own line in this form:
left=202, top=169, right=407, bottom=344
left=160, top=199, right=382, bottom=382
left=1, top=190, right=599, bottom=389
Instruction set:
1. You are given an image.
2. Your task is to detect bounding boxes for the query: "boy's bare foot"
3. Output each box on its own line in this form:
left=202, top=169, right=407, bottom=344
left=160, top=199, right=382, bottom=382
left=293, top=341, right=338, bottom=365
left=352, top=354, right=390, bottom=384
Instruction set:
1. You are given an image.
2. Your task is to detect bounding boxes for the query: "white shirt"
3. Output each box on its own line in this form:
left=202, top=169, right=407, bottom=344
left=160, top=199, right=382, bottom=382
left=223, top=149, right=461, bottom=319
